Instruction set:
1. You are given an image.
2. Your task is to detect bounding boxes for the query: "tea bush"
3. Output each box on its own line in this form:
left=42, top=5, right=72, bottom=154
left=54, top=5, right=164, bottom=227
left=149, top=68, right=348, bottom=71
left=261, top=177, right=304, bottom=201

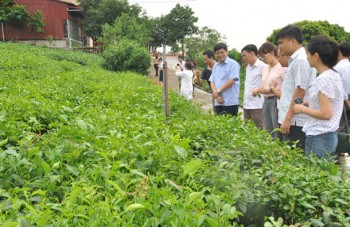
left=0, top=42, right=349, bottom=226
left=102, top=38, right=151, bottom=75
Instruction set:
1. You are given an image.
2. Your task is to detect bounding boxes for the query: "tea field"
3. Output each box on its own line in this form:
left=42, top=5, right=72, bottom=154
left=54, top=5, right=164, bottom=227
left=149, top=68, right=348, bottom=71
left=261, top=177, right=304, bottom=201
left=0, top=43, right=349, bottom=226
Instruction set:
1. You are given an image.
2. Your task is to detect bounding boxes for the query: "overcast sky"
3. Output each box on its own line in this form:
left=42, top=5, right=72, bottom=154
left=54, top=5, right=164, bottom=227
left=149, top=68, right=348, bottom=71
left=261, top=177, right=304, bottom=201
left=129, top=0, right=350, bottom=51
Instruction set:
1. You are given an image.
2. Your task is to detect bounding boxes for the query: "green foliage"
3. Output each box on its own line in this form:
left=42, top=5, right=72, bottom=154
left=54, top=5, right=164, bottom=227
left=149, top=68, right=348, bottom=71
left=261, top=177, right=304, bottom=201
left=0, top=0, right=14, bottom=22
left=102, top=39, right=151, bottom=75
left=78, top=0, right=142, bottom=41
left=100, top=13, right=151, bottom=47
left=28, top=10, right=45, bottom=34
left=0, top=42, right=350, bottom=226
left=5, top=4, right=29, bottom=28
left=267, top=20, right=350, bottom=45
left=186, top=26, right=224, bottom=59
left=160, top=3, right=198, bottom=46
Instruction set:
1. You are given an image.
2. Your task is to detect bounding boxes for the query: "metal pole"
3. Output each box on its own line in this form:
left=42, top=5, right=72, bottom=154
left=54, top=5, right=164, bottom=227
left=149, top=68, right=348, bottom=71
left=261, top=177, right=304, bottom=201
left=162, top=43, right=169, bottom=117
left=1, top=22, right=5, bottom=41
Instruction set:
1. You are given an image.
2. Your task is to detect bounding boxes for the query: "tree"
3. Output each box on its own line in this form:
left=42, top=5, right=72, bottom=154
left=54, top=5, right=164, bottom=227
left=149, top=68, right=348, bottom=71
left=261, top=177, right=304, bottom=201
left=161, top=3, right=198, bottom=55
left=28, top=10, right=45, bottom=34
left=78, top=0, right=142, bottom=42
left=102, top=38, right=151, bottom=75
left=4, top=4, right=30, bottom=40
left=186, top=26, right=224, bottom=59
left=267, top=20, right=350, bottom=45
left=6, top=4, right=30, bottom=28
left=100, top=13, right=151, bottom=47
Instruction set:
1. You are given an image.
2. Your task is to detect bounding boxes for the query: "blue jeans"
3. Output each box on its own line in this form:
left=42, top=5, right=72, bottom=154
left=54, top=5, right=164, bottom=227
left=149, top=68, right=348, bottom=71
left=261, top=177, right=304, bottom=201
left=305, top=132, right=337, bottom=160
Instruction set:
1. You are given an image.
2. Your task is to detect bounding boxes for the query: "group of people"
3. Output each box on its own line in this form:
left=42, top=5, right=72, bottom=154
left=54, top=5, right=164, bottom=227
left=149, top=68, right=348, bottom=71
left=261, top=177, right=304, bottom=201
left=174, top=24, right=350, bottom=161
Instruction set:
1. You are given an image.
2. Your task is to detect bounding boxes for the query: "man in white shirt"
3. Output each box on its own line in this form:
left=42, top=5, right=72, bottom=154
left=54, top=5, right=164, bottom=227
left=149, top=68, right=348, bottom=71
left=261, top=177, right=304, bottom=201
left=275, top=25, right=315, bottom=150
left=335, top=41, right=350, bottom=132
left=241, top=44, right=265, bottom=129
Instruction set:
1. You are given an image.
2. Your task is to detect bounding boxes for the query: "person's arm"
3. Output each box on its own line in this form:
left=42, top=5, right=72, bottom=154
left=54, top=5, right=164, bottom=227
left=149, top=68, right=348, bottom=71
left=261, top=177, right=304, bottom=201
left=293, top=92, right=332, bottom=120
left=175, top=70, right=184, bottom=78
left=197, top=70, right=205, bottom=87
left=210, top=81, right=224, bottom=104
left=270, top=86, right=281, bottom=99
left=280, top=87, right=306, bottom=134
left=212, top=79, right=235, bottom=98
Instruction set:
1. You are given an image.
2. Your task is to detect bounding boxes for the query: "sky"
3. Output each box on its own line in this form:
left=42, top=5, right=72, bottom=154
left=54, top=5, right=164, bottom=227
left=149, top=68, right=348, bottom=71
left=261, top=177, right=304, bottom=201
left=128, top=0, right=350, bottom=51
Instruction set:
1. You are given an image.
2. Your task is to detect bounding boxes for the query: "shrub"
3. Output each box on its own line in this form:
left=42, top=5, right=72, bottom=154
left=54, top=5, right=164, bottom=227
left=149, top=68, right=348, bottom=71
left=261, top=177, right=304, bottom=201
left=102, top=39, right=151, bottom=75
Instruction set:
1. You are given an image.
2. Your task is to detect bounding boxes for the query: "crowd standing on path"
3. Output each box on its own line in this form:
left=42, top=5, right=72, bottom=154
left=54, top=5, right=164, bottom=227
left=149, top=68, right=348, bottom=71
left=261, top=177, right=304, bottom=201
left=158, top=24, right=350, bottom=161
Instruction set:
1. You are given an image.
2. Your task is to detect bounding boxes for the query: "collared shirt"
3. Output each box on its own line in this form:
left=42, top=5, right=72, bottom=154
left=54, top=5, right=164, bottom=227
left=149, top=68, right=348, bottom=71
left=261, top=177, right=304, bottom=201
left=261, top=62, right=286, bottom=97
left=243, top=59, right=265, bottom=109
left=303, top=69, right=344, bottom=135
left=334, top=58, right=350, bottom=98
left=209, top=57, right=240, bottom=106
left=278, top=47, right=316, bottom=126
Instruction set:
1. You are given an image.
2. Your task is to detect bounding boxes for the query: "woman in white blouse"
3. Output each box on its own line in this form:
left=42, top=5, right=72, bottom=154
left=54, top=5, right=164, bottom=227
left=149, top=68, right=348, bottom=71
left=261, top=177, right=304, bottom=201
left=293, top=35, right=344, bottom=160
left=175, top=60, right=194, bottom=101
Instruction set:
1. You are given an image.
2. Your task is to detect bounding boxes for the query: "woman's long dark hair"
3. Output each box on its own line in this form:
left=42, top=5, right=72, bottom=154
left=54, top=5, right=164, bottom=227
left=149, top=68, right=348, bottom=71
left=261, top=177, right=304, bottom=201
left=306, top=35, right=339, bottom=69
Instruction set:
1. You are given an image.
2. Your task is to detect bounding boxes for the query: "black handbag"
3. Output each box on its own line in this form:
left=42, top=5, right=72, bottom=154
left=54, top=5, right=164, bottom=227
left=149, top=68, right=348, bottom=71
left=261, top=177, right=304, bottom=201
left=336, top=106, right=350, bottom=155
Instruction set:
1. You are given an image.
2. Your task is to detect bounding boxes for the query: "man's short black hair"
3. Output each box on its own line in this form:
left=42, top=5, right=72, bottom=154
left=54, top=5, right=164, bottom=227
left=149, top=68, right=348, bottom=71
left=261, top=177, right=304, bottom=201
left=203, top=50, right=214, bottom=58
left=339, top=42, right=350, bottom=58
left=214, top=43, right=228, bottom=52
left=275, top=25, right=304, bottom=44
left=241, top=44, right=258, bottom=56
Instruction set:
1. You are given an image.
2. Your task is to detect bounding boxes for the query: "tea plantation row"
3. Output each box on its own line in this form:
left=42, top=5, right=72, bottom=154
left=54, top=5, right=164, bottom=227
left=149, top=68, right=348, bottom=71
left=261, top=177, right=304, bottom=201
left=0, top=43, right=349, bottom=226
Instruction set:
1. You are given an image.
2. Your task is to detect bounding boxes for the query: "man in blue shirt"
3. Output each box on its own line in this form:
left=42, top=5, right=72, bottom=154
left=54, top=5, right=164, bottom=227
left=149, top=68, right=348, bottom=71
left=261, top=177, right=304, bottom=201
left=209, top=43, right=240, bottom=116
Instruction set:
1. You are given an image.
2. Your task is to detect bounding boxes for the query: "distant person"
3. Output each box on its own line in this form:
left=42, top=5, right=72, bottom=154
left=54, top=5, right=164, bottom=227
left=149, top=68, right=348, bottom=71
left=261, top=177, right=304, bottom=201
left=188, top=58, right=198, bottom=98
left=275, top=25, right=315, bottom=150
left=153, top=53, right=160, bottom=77
left=209, top=43, right=240, bottom=116
left=196, top=50, right=216, bottom=112
left=158, top=57, right=164, bottom=86
left=175, top=59, right=194, bottom=101
left=253, top=42, right=286, bottom=138
left=293, top=35, right=344, bottom=160
left=177, top=56, right=186, bottom=89
left=241, top=44, right=265, bottom=128
left=178, top=55, right=186, bottom=71
left=335, top=41, right=350, bottom=132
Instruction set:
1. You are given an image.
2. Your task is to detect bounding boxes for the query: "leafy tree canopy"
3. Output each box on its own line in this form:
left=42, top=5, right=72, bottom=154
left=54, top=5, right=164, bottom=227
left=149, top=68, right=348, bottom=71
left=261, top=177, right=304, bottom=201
left=5, top=4, right=30, bottom=28
left=267, top=20, right=350, bottom=45
left=159, top=3, right=198, bottom=48
left=186, top=26, right=224, bottom=59
left=100, top=13, right=151, bottom=47
left=78, top=0, right=142, bottom=41
left=28, top=10, right=45, bottom=33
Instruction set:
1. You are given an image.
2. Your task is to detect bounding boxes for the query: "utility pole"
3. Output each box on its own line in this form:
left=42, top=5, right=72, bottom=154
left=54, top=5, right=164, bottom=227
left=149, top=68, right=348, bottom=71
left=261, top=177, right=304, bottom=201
left=1, top=22, right=5, bottom=41
left=158, top=28, right=169, bottom=118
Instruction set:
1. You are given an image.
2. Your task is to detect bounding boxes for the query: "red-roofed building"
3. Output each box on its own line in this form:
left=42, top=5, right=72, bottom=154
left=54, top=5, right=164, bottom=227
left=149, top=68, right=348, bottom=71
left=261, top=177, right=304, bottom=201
left=3, top=0, right=90, bottom=48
